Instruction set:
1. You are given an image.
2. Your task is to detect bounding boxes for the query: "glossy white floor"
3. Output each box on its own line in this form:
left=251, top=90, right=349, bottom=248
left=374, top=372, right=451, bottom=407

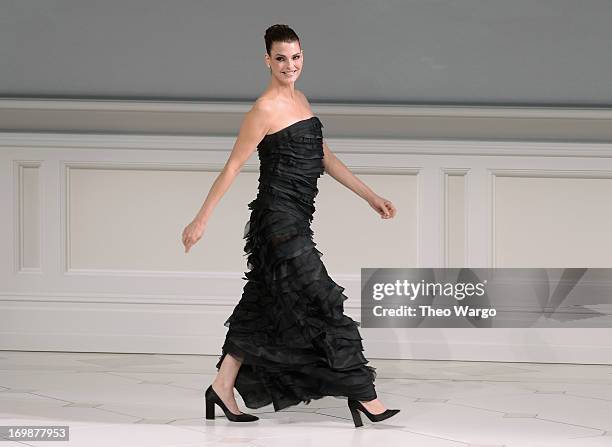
left=1, top=351, right=611, bottom=447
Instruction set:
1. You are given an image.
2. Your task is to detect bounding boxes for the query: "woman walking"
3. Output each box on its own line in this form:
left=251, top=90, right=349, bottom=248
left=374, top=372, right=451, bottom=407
left=182, top=24, right=400, bottom=427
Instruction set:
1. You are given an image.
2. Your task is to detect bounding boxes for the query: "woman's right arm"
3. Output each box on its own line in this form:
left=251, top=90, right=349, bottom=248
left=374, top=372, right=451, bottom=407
left=182, top=103, right=271, bottom=253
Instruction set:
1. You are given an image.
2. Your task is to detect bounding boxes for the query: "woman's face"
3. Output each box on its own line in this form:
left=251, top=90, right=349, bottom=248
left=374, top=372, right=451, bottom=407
left=267, top=40, right=303, bottom=83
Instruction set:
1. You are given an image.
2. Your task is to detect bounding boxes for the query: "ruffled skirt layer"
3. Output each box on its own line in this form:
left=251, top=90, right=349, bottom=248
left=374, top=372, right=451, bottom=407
left=216, top=193, right=377, bottom=411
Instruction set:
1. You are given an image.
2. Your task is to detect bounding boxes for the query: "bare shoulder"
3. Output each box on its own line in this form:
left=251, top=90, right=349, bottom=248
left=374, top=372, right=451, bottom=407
left=251, top=97, right=275, bottom=119
left=223, top=100, right=272, bottom=173
left=241, top=98, right=275, bottom=132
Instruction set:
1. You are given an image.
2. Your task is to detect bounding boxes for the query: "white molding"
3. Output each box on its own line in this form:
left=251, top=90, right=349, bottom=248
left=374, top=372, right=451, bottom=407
left=0, top=289, right=367, bottom=307
left=0, top=291, right=238, bottom=306
left=3, top=98, right=612, bottom=119
left=442, top=168, right=470, bottom=268
left=1, top=298, right=610, bottom=363
left=490, top=168, right=612, bottom=178
left=3, top=99, right=612, bottom=142
left=2, top=132, right=612, bottom=158
left=13, top=161, right=44, bottom=274
left=489, top=169, right=612, bottom=268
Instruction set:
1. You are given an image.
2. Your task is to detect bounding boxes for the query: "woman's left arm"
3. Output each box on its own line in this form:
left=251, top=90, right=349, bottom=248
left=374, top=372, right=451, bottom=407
left=322, top=141, right=397, bottom=219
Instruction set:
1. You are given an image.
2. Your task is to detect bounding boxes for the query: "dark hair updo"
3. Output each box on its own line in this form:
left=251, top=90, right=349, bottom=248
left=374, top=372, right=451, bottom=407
left=264, top=24, right=301, bottom=55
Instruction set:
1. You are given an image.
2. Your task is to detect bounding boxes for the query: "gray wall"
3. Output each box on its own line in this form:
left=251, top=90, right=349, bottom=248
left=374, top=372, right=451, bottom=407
left=1, top=0, right=611, bottom=106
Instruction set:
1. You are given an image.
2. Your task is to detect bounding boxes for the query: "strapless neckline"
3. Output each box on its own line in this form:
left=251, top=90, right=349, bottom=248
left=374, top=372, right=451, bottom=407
left=263, top=116, right=320, bottom=138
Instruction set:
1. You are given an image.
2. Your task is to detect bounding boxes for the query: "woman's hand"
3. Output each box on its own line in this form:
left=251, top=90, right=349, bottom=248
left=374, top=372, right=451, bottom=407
left=182, top=219, right=207, bottom=253
left=368, top=195, right=397, bottom=219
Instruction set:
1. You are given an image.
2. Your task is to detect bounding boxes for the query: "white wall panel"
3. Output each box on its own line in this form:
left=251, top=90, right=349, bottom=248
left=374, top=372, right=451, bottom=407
left=2, top=110, right=612, bottom=364
left=494, top=174, right=612, bottom=267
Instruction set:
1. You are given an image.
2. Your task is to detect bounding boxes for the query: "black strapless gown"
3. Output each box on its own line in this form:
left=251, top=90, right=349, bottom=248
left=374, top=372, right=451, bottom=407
left=215, top=116, right=377, bottom=411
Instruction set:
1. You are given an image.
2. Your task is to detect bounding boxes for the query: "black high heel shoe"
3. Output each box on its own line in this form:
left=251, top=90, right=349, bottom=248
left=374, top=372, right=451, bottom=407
left=205, top=385, right=259, bottom=422
left=347, top=398, right=400, bottom=427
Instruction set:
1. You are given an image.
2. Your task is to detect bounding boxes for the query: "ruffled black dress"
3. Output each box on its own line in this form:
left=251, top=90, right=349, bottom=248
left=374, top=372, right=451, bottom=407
left=216, top=116, right=377, bottom=411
